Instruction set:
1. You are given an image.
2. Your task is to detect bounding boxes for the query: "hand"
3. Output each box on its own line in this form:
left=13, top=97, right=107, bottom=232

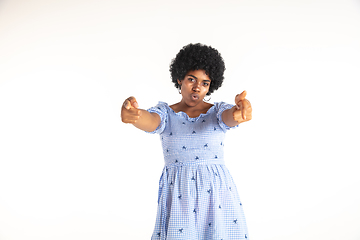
left=121, top=96, right=141, bottom=123
left=233, top=90, right=252, bottom=123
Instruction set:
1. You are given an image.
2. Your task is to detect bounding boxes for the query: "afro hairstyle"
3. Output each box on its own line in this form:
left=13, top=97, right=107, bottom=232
left=169, top=43, right=225, bottom=96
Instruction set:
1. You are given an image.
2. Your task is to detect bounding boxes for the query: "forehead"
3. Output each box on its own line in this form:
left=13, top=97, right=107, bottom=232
left=186, top=69, right=211, bottom=81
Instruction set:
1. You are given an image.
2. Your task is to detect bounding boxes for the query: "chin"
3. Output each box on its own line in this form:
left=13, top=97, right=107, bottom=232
left=184, top=99, right=199, bottom=106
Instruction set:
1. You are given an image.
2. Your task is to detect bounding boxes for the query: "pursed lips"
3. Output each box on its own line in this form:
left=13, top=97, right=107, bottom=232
left=191, top=93, right=199, bottom=100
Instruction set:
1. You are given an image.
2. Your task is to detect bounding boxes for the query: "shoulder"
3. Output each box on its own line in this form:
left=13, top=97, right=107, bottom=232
left=148, top=101, right=169, bottom=111
left=214, top=102, right=234, bottom=112
left=146, top=101, right=170, bottom=119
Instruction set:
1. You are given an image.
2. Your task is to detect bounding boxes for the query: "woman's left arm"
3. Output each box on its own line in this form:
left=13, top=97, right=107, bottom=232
left=222, top=90, right=252, bottom=127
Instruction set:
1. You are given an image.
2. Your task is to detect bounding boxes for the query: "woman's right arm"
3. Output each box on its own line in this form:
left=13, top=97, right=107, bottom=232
left=121, top=96, right=161, bottom=132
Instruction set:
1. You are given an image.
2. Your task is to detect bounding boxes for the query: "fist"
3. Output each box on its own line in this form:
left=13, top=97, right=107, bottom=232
left=121, top=96, right=141, bottom=123
left=233, top=90, right=252, bottom=123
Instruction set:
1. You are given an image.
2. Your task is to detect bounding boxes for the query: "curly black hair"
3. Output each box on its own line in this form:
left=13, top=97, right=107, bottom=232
left=169, top=43, right=225, bottom=96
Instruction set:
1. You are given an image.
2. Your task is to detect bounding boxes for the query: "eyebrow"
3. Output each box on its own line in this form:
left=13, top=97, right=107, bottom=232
left=188, top=75, right=211, bottom=82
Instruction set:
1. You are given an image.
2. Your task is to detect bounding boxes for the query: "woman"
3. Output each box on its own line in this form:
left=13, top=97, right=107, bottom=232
left=121, top=43, right=252, bottom=239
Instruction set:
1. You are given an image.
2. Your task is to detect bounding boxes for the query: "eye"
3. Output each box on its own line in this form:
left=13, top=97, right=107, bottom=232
left=188, top=77, right=195, bottom=82
left=203, top=82, right=209, bottom=86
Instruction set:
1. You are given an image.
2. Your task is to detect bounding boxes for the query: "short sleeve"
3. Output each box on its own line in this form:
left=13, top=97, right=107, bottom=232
left=146, top=101, right=168, bottom=134
left=216, top=102, right=239, bottom=132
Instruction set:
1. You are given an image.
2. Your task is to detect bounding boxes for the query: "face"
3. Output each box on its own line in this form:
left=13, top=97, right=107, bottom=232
left=177, top=69, right=211, bottom=106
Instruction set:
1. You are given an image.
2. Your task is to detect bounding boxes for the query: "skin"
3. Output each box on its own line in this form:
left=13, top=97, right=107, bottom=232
left=121, top=69, right=252, bottom=131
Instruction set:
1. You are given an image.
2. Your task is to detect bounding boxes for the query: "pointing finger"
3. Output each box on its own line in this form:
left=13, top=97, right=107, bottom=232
left=235, top=90, right=247, bottom=104
left=132, top=101, right=139, bottom=108
left=242, top=99, right=251, bottom=109
left=242, top=101, right=247, bottom=120
left=123, top=100, right=131, bottom=110
left=127, top=96, right=139, bottom=108
left=243, top=99, right=252, bottom=121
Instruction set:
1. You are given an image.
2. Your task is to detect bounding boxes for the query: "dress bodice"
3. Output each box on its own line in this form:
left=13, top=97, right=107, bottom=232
left=147, top=102, right=236, bottom=167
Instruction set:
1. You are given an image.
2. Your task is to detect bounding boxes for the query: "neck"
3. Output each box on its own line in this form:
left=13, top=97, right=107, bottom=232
left=170, top=99, right=213, bottom=118
left=179, top=99, right=206, bottom=110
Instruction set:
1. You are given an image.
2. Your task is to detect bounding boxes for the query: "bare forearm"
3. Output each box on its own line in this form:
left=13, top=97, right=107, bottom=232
left=222, top=107, right=242, bottom=128
left=121, top=96, right=161, bottom=132
left=132, top=109, right=161, bottom=132
left=222, top=91, right=252, bottom=127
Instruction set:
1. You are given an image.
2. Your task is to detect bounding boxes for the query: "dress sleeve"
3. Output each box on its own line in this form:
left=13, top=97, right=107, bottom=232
left=146, top=101, right=168, bottom=134
left=216, top=102, right=239, bottom=132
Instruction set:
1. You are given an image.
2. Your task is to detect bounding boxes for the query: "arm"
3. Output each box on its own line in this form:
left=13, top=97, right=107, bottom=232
left=121, top=96, right=161, bottom=132
left=222, top=90, right=252, bottom=128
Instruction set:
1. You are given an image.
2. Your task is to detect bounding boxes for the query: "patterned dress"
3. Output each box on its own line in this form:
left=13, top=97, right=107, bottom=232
left=147, top=101, right=249, bottom=240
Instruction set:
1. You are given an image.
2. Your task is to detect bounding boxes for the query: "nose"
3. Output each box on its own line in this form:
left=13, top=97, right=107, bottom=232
left=192, top=81, right=200, bottom=92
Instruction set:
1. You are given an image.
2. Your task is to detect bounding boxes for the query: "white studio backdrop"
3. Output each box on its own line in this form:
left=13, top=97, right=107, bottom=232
left=0, top=0, right=360, bottom=239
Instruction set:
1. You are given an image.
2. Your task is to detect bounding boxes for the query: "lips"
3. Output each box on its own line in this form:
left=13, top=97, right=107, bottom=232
left=191, top=93, right=199, bottom=101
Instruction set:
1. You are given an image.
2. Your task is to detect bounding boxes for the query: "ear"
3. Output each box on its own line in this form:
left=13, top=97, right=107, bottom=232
left=177, top=79, right=182, bottom=86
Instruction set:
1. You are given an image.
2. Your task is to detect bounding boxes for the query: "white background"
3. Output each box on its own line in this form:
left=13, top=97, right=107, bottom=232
left=1, top=0, right=360, bottom=239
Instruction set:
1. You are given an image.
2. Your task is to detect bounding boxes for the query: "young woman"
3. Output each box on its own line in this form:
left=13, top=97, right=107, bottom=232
left=121, top=43, right=252, bottom=239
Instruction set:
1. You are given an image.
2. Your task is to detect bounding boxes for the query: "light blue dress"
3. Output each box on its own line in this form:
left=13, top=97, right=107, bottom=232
left=147, top=101, right=249, bottom=240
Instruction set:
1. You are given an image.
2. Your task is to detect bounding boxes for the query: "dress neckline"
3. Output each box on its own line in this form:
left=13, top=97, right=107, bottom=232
left=160, top=101, right=216, bottom=121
